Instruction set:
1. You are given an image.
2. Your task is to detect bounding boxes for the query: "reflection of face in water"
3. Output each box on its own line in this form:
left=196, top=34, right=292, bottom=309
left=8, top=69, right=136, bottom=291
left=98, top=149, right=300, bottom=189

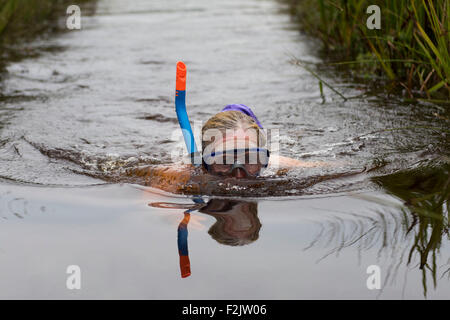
left=199, top=199, right=261, bottom=246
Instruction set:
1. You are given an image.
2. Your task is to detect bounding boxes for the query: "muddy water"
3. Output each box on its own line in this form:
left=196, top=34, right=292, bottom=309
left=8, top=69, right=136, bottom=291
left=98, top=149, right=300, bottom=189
left=0, top=0, right=448, bottom=298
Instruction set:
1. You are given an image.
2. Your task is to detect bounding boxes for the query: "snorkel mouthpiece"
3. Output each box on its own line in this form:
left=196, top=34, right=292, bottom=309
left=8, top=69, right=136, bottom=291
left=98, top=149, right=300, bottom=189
left=175, top=62, right=201, bottom=165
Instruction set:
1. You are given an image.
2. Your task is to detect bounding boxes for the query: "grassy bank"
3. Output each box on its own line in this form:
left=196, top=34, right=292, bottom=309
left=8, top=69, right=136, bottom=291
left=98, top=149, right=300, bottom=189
left=1, top=0, right=55, bottom=37
left=0, top=0, right=95, bottom=41
left=286, top=0, right=449, bottom=101
left=0, top=0, right=96, bottom=72
left=1, top=0, right=64, bottom=39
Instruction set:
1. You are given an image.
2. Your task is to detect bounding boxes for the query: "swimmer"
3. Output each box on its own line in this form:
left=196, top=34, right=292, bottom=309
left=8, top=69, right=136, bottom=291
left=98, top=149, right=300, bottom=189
left=199, top=103, right=322, bottom=178
left=128, top=62, right=326, bottom=193
left=130, top=104, right=325, bottom=193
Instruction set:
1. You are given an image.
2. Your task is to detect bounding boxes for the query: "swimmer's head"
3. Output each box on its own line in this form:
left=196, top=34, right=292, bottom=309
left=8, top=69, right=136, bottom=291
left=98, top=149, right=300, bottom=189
left=201, top=110, right=268, bottom=179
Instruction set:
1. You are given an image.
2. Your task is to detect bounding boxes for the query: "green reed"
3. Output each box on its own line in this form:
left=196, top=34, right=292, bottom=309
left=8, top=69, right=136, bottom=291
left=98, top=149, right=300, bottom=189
left=373, top=163, right=450, bottom=296
left=0, top=0, right=61, bottom=37
left=0, top=0, right=95, bottom=40
left=286, top=0, right=449, bottom=100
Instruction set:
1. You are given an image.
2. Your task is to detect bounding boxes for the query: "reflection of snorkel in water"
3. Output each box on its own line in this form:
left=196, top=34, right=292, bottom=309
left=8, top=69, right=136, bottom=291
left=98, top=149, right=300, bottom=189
left=176, top=196, right=205, bottom=278
left=177, top=211, right=192, bottom=278
left=151, top=198, right=261, bottom=278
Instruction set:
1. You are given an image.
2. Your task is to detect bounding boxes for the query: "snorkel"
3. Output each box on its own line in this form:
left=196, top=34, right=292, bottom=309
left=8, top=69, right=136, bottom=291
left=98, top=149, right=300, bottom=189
left=175, top=61, right=200, bottom=166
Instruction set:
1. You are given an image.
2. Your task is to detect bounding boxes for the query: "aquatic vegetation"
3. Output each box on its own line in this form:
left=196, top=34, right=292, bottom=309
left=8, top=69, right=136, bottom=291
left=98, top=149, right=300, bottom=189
left=305, top=163, right=450, bottom=297
left=0, top=0, right=97, bottom=41
left=373, top=163, right=450, bottom=296
left=0, top=0, right=97, bottom=73
left=2, top=0, right=64, bottom=37
left=285, top=0, right=450, bottom=101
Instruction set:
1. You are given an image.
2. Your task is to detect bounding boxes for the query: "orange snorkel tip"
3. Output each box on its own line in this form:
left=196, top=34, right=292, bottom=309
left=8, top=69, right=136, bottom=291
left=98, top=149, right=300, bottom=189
left=176, top=61, right=186, bottom=91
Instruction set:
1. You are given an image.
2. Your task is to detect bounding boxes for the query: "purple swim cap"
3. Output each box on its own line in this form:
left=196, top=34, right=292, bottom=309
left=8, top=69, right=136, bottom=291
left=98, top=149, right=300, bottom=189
left=221, top=104, right=263, bottom=128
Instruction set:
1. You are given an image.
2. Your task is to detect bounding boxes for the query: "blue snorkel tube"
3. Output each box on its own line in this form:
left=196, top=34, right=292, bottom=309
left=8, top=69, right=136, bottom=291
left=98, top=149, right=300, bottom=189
left=175, top=61, right=201, bottom=166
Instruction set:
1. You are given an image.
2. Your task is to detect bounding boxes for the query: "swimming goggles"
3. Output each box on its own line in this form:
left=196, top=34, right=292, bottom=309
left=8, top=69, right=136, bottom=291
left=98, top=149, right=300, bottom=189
left=202, top=148, right=270, bottom=177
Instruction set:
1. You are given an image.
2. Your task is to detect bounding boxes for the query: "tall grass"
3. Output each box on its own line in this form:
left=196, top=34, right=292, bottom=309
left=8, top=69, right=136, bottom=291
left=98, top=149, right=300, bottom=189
left=0, top=0, right=62, bottom=38
left=0, top=0, right=95, bottom=40
left=286, top=0, right=449, bottom=100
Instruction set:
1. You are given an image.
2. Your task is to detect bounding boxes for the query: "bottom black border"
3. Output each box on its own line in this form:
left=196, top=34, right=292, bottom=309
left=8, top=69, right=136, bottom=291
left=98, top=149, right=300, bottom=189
left=0, top=300, right=443, bottom=318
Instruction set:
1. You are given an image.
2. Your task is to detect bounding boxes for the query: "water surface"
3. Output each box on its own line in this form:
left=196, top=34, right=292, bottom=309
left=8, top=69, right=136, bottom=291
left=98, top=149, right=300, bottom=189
left=0, top=0, right=448, bottom=298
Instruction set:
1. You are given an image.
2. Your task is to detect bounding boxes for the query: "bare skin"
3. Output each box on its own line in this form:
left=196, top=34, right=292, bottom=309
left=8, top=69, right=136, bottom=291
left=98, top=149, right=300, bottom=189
left=269, top=154, right=324, bottom=168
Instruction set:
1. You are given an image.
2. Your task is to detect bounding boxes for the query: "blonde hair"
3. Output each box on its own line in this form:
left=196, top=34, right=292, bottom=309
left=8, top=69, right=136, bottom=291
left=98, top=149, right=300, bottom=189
left=201, top=111, right=266, bottom=152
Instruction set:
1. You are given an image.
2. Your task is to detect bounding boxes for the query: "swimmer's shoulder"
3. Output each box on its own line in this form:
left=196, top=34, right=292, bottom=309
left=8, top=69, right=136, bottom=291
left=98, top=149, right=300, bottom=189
left=128, top=162, right=197, bottom=189
left=152, top=163, right=196, bottom=180
left=269, top=154, right=327, bottom=168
